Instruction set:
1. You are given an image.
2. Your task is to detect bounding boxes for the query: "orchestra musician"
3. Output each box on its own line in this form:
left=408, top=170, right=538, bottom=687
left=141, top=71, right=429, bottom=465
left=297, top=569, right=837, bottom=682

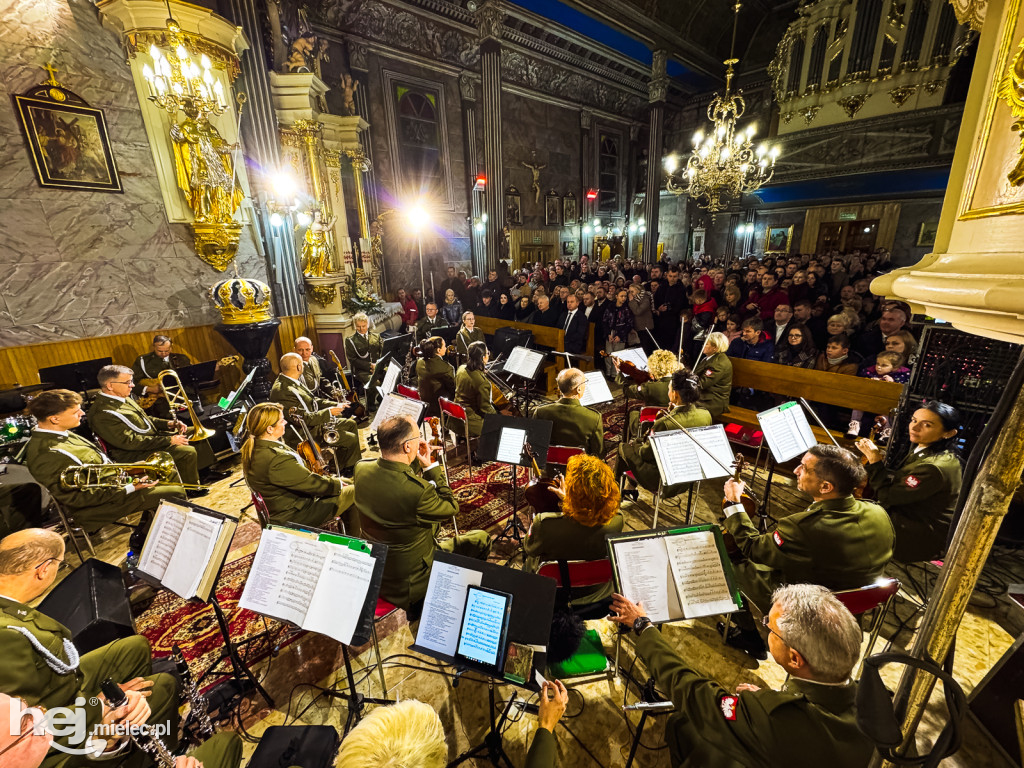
left=353, top=415, right=491, bottom=612
left=344, top=312, right=383, bottom=405
left=855, top=400, right=963, bottom=563
left=415, top=302, right=448, bottom=342
left=454, top=341, right=496, bottom=438
left=615, top=349, right=680, bottom=439
left=269, top=354, right=362, bottom=475
left=534, top=368, right=604, bottom=457
left=24, top=390, right=184, bottom=551
left=241, top=403, right=355, bottom=529
left=294, top=336, right=331, bottom=395
left=720, top=444, right=895, bottom=659
left=87, top=365, right=205, bottom=497
left=416, top=337, right=455, bottom=418
left=132, top=335, right=191, bottom=417
left=694, top=331, right=733, bottom=420
left=454, top=312, right=485, bottom=359
left=614, top=369, right=712, bottom=501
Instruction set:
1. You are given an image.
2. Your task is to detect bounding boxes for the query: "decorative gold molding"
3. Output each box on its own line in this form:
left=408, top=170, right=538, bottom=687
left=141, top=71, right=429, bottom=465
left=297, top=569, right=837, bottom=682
left=307, top=282, right=338, bottom=307
left=192, top=221, right=242, bottom=271
left=949, top=0, right=988, bottom=32
left=126, top=30, right=240, bottom=80
left=996, top=36, right=1024, bottom=186
left=889, top=85, right=917, bottom=106
left=838, top=93, right=868, bottom=117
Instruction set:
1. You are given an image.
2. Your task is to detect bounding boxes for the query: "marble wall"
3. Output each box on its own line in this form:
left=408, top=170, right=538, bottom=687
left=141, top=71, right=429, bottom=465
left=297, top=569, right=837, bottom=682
left=0, top=0, right=268, bottom=350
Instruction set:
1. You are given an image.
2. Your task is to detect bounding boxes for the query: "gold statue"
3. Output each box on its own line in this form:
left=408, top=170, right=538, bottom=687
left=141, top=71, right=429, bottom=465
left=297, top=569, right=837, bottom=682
left=996, top=39, right=1024, bottom=186
left=301, top=209, right=337, bottom=277
left=170, top=102, right=243, bottom=223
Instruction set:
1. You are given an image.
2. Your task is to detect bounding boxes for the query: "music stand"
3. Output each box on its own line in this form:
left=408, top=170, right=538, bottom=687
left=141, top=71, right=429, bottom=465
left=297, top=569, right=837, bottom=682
left=477, top=414, right=552, bottom=543
left=174, top=360, right=218, bottom=415
left=380, top=332, right=414, bottom=361
left=501, top=346, right=546, bottom=417
left=434, top=325, right=459, bottom=345
left=38, top=357, right=112, bottom=398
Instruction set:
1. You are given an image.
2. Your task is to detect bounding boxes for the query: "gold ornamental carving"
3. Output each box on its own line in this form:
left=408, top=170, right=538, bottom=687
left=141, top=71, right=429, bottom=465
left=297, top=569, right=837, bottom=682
left=996, top=37, right=1024, bottom=186
left=889, top=85, right=917, bottom=106
left=948, top=0, right=987, bottom=32
left=191, top=221, right=242, bottom=271
left=307, top=282, right=338, bottom=307
left=837, top=93, right=868, bottom=117
left=126, top=30, right=240, bottom=81
left=802, top=105, right=821, bottom=124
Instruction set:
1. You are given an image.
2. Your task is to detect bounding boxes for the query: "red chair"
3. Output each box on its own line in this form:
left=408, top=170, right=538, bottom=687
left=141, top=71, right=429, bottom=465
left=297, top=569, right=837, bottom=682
left=397, top=384, right=420, bottom=400
left=834, top=577, right=901, bottom=667
left=250, top=492, right=271, bottom=527
left=438, top=397, right=472, bottom=473
left=636, top=406, right=666, bottom=440
left=545, top=445, right=584, bottom=473
left=371, top=597, right=400, bottom=696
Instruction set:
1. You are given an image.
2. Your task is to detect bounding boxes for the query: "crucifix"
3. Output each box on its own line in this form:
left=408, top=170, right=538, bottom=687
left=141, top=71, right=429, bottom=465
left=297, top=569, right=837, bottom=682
left=521, top=151, right=546, bottom=204
left=42, top=64, right=62, bottom=87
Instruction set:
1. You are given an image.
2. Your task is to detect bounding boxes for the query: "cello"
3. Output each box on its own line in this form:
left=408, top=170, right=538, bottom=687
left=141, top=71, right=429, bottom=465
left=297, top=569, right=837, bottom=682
left=287, top=408, right=330, bottom=476
left=328, top=350, right=366, bottom=421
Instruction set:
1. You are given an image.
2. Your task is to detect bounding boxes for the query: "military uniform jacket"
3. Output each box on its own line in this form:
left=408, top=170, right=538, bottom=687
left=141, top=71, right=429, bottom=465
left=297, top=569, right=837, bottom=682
left=524, top=512, right=624, bottom=604
left=300, top=355, right=325, bottom=394
left=723, top=495, right=895, bottom=606
left=269, top=374, right=333, bottom=433
left=25, top=430, right=125, bottom=511
left=354, top=458, right=458, bottom=608
left=637, top=627, right=874, bottom=768
left=631, top=406, right=713, bottom=493
left=415, top=315, right=449, bottom=342
left=697, top=351, right=732, bottom=418
left=455, top=366, right=496, bottom=435
left=417, top=356, right=456, bottom=414
left=455, top=327, right=486, bottom=357
left=87, top=393, right=175, bottom=462
left=625, top=376, right=671, bottom=406
left=866, top=448, right=962, bottom=562
left=132, top=351, right=190, bottom=397
left=344, top=332, right=381, bottom=381
left=246, top=439, right=341, bottom=523
left=534, top=398, right=604, bottom=456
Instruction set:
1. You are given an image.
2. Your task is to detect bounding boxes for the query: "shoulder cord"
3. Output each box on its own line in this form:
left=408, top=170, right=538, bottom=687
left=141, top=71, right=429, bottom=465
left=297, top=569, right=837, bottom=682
left=5, top=626, right=80, bottom=674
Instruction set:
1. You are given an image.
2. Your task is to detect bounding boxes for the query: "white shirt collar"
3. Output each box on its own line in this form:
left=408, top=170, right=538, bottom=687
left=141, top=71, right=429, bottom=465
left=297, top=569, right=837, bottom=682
left=34, top=427, right=68, bottom=436
left=99, top=391, right=125, bottom=403
left=283, top=374, right=302, bottom=385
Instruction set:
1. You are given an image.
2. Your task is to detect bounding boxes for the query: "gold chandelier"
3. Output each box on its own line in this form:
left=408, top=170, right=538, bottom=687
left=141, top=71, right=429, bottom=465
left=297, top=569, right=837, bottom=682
left=664, top=2, right=780, bottom=216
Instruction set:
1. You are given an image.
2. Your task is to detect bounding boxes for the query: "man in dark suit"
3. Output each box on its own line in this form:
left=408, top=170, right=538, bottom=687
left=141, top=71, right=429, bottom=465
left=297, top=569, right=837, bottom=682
left=559, top=294, right=589, bottom=355
left=533, top=295, right=562, bottom=328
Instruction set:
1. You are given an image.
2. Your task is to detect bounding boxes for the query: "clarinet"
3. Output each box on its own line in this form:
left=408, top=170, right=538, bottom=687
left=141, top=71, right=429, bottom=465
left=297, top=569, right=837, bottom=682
left=100, top=679, right=175, bottom=768
left=172, top=644, right=215, bottom=739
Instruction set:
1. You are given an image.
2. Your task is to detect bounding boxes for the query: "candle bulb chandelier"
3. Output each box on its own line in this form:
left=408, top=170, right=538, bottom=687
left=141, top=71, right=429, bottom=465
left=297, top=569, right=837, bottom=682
left=664, top=2, right=781, bottom=216
left=140, top=19, right=228, bottom=118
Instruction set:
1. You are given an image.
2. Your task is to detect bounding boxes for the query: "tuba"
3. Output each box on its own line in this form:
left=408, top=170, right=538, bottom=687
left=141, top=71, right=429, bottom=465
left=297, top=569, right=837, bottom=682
left=158, top=369, right=216, bottom=442
left=59, top=452, right=204, bottom=490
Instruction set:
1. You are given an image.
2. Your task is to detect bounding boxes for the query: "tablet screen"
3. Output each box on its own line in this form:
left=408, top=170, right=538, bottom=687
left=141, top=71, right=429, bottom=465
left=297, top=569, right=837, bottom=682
left=455, top=586, right=512, bottom=671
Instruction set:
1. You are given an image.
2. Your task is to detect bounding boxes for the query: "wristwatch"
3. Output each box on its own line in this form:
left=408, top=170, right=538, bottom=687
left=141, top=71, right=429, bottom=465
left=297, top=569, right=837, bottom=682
left=633, top=616, right=653, bottom=635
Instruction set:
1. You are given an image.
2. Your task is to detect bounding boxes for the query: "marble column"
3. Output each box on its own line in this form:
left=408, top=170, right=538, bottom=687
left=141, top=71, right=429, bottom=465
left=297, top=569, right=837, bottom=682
left=476, top=1, right=505, bottom=272
left=460, top=74, right=485, bottom=276
left=224, top=0, right=305, bottom=316
left=642, top=51, right=668, bottom=264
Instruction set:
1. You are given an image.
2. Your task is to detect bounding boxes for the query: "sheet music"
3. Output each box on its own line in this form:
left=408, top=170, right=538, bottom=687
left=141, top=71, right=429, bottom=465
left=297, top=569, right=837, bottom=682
left=687, top=425, right=736, bottom=480
left=504, top=346, right=544, bottom=379
left=304, top=546, right=375, bottom=645
left=239, top=528, right=327, bottom=626
left=381, top=360, right=402, bottom=396
left=416, top=561, right=482, bottom=657
left=649, top=431, right=704, bottom=486
left=369, top=392, right=426, bottom=433
left=579, top=370, right=613, bottom=406
left=610, top=347, right=649, bottom=371
left=496, top=427, right=527, bottom=465
left=664, top=531, right=738, bottom=618
left=612, top=538, right=682, bottom=623
left=758, top=401, right=817, bottom=463
left=161, top=513, right=223, bottom=599
left=137, top=501, right=188, bottom=581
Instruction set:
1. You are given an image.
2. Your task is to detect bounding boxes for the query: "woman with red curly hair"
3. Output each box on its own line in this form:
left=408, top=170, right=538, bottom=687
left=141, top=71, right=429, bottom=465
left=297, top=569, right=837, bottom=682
left=523, top=454, right=624, bottom=606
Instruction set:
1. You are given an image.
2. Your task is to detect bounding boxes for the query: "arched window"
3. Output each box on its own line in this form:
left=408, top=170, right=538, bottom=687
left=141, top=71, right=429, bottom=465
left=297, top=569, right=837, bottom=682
left=395, top=85, right=444, bottom=194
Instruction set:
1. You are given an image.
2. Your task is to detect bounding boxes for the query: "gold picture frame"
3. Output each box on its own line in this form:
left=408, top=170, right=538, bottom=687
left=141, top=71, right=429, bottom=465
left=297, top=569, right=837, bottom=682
left=916, top=221, right=938, bottom=247
left=12, top=83, right=122, bottom=192
left=764, top=225, right=793, bottom=253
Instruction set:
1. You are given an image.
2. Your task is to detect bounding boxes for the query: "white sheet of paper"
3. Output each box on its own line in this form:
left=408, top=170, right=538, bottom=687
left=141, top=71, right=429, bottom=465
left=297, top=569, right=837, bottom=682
left=686, top=425, right=736, bottom=479
left=137, top=501, right=187, bottom=581
left=304, top=546, right=375, bottom=645
left=664, top=531, right=739, bottom=618
left=579, top=370, right=613, bottom=406
left=239, top=529, right=327, bottom=627
left=369, top=392, right=426, bottom=433
left=610, top=347, right=649, bottom=371
left=161, top=513, right=222, bottom=599
left=381, top=360, right=402, bottom=396
left=649, top=431, right=705, bottom=486
left=758, top=401, right=817, bottom=463
left=415, top=561, right=483, bottom=657
left=504, top=346, right=544, bottom=379
left=496, top=427, right=527, bottom=465
left=612, top=538, right=682, bottom=623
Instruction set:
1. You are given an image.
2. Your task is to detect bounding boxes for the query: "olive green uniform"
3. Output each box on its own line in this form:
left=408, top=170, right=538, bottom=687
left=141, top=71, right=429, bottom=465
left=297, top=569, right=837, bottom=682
left=344, top=332, right=382, bottom=385
left=624, top=376, right=672, bottom=440
left=417, top=356, right=456, bottom=418
left=534, top=398, right=604, bottom=457
left=696, top=351, right=732, bottom=419
left=634, top=625, right=874, bottom=768
left=525, top=729, right=556, bottom=768
left=865, top=448, right=962, bottom=563
left=0, top=596, right=240, bottom=768
left=25, top=430, right=184, bottom=533
left=299, top=354, right=325, bottom=394
left=415, top=315, right=449, bottom=342
left=132, top=351, right=191, bottom=419
left=723, top=495, right=895, bottom=614
left=455, top=327, right=486, bottom=358
left=454, top=366, right=496, bottom=437
left=245, top=439, right=354, bottom=528
left=616, top=406, right=712, bottom=494
left=268, top=374, right=362, bottom=469
left=86, top=393, right=202, bottom=486
left=524, top=512, right=624, bottom=604
left=354, top=458, right=491, bottom=609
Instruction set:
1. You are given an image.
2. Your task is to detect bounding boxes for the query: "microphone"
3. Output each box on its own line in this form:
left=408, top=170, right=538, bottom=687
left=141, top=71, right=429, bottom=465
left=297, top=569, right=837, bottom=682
left=622, top=700, right=675, bottom=713
left=100, top=679, right=175, bottom=768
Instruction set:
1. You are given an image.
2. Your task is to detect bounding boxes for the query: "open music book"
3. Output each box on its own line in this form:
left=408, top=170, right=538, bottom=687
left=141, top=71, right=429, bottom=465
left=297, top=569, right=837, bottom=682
left=369, top=392, right=426, bottom=433
left=238, top=526, right=376, bottom=646
left=648, top=424, right=735, bottom=486
left=608, top=526, right=742, bottom=623
left=609, top=347, right=649, bottom=370
left=504, top=346, right=545, bottom=380
left=381, top=360, right=403, bottom=397
left=137, top=500, right=239, bottom=602
left=578, top=370, right=613, bottom=406
left=757, top=401, right=817, bottom=463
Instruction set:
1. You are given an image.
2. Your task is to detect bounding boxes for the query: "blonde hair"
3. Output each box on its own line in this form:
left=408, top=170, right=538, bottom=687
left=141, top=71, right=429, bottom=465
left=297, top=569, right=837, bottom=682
left=704, top=332, right=730, bottom=354
left=336, top=700, right=447, bottom=768
left=240, top=402, right=284, bottom=478
left=647, top=350, right=681, bottom=380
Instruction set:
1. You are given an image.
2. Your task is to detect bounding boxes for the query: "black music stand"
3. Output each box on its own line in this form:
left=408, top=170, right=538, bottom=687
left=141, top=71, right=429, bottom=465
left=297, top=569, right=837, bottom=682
left=478, top=415, right=552, bottom=543
left=38, top=357, right=112, bottom=398
left=175, top=360, right=219, bottom=415
left=501, top=346, right=546, bottom=418
left=380, top=332, right=414, bottom=361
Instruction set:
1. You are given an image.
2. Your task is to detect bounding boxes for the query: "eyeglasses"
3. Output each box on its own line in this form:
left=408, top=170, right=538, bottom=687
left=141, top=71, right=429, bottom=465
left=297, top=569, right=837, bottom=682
left=36, top=558, right=70, bottom=573
left=113, top=379, right=134, bottom=386
left=761, top=615, right=800, bottom=655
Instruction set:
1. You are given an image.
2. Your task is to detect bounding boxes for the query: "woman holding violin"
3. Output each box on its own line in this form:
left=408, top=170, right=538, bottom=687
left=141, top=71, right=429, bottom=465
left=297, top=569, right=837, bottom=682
left=615, top=349, right=679, bottom=440
left=240, top=403, right=354, bottom=528
left=694, top=331, right=732, bottom=420
left=455, top=341, right=496, bottom=437
left=416, top=337, right=456, bottom=418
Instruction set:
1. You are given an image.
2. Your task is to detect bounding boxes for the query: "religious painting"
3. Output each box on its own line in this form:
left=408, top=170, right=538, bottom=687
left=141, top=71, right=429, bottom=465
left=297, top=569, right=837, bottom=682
left=562, top=240, right=576, bottom=255
left=505, top=184, right=522, bottom=225
left=562, top=192, right=577, bottom=226
left=544, top=191, right=560, bottom=226
left=916, top=221, right=938, bottom=247
left=13, top=83, right=122, bottom=192
left=764, top=225, right=793, bottom=253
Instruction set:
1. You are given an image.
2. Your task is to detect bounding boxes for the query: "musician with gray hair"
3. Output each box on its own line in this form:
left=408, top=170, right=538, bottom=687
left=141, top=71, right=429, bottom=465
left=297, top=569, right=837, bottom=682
left=534, top=368, right=604, bottom=457
left=610, top=583, right=873, bottom=767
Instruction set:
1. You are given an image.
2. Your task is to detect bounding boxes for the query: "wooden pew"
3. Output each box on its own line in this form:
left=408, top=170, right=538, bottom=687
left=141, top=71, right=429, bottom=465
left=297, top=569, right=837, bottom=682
left=473, top=316, right=595, bottom=395
left=724, top=358, right=904, bottom=445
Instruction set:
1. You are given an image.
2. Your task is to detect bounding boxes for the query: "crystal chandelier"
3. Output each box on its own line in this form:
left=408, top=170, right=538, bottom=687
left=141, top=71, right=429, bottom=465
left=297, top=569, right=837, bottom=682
left=664, top=2, right=780, bottom=216
left=140, top=19, right=228, bottom=119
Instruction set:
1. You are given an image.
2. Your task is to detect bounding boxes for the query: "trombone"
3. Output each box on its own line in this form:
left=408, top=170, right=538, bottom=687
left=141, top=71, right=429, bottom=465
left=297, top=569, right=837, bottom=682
left=158, top=369, right=216, bottom=442
left=59, top=451, right=206, bottom=490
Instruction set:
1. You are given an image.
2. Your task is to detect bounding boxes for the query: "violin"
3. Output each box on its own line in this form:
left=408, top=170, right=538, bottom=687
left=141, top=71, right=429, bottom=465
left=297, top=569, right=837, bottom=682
left=599, top=350, right=651, bottom=385
left=425, top=416, right=445, bottom=463
left=328, top=350, right=366, bottom=421
left=721, top=455, right=759, bottom=560
left=287, top=408, right=330, bottom=476
left=523, top=442, right=562, bottom=515
left=854, top=415, right=890, bottom=499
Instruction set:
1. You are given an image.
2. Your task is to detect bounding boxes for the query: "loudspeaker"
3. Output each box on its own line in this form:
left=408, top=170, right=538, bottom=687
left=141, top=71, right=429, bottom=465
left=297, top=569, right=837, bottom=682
left=492, top=327, right=533, bottom=359
left=38, top=558, right=135, bottom=654
left=248, top=725, right=339, bottom=768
